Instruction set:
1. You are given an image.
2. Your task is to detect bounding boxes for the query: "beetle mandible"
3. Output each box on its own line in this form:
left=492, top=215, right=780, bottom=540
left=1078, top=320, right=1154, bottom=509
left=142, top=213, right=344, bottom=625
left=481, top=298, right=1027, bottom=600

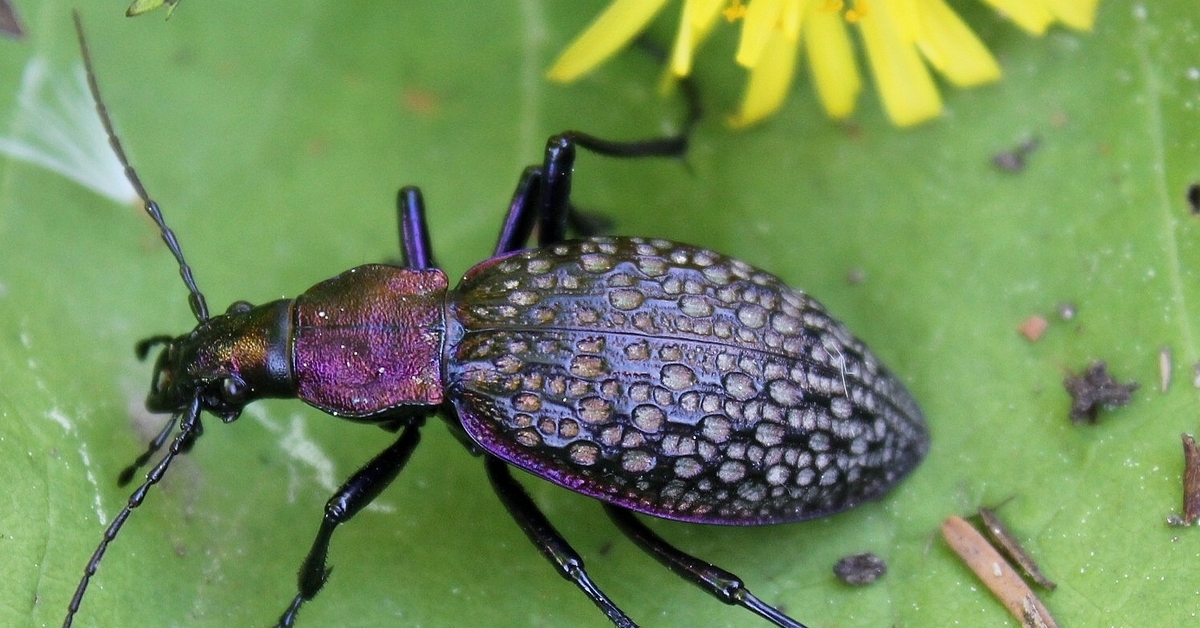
left=64, top=12, right=929, bottom=628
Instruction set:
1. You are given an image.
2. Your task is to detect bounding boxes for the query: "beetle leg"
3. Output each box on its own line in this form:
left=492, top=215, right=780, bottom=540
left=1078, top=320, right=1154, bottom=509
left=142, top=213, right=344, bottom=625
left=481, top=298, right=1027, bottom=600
left=492, top=165, right=544, bottom=256
left=274, top=426, right=422, bottom=628
left=116, top=411, right=203, bottom=486
left=396, top=186, right=436, bottom=269
left=493, top=110, right=695, bottom=253
left=603, top=504, right=809, bottom=628
left=484, top=456, right=638, bottom=628
left=539, top=129, right=694, bottom=248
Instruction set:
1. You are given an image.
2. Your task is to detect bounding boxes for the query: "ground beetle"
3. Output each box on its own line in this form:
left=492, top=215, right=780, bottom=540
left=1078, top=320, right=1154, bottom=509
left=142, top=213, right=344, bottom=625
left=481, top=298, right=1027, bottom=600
left=65, top=12, right=929, bottom=628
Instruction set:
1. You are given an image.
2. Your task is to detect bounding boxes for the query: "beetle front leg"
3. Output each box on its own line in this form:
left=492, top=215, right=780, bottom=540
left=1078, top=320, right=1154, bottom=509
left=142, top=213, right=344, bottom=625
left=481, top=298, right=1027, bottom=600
left=603, top=505, right=809, bottom=628
left=484, top=456, right=638, bottom=628
left=274, top=426, right=422, bottom=628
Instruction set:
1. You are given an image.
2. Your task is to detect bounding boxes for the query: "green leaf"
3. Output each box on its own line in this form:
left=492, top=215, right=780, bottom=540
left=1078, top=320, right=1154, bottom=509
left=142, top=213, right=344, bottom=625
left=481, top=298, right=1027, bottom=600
left=1, top=1, right=1197, bottom=627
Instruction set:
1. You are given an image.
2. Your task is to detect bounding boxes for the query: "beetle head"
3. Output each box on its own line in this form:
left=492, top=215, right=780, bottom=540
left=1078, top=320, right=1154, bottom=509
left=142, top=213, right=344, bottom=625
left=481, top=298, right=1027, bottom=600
left=142, top=299, right=296, bottom=421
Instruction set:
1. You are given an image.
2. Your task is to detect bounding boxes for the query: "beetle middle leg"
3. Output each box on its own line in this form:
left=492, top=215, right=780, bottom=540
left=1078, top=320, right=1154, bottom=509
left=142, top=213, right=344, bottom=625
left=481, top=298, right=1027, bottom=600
left=604, top=505, right=810, bottom=628
left=274, top=425, right=422, bottom=628
left=485, top=456, right=638, bottom=628
left=396, top=186, right=437, bottom=269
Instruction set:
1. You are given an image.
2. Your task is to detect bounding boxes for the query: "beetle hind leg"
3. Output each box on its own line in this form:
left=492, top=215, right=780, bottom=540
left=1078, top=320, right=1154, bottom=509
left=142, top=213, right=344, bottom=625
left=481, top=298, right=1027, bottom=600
left=492, top=88, right=696, bottom=255
left=485, top=456, right=638, bottom=628
left=604, top=504, right=810, bottom=628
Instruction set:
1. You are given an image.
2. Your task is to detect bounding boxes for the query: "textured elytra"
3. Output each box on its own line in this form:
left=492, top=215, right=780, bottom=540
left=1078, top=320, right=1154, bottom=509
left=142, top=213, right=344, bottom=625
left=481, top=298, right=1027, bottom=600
left=444, top=237, right=928, bottom=524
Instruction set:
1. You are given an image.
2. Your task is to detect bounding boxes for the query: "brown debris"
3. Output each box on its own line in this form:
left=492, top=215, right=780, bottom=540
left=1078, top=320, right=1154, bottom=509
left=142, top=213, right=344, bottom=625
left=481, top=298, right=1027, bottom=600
left=978, top=508, right=1057, bottom=590
left=1063, top=361, right=1138, bottom=424
left=1167, top=433, right=1200, bottom=527
left=1018, top=315, right=1049, bottom=342
left=942, top=515, right=1059, bottom=628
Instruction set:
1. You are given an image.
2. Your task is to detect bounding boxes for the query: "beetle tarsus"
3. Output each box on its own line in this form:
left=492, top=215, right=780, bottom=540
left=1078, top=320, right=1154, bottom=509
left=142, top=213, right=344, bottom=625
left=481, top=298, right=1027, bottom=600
left=604, top=504, right=809, bottom=628
left=280, top=428, right=421, bottom=621
left=485, top=457, right=639, bottom=628
left=116, top=414, right=176, bottom=486
left=274, top=595, right=304, bottom=628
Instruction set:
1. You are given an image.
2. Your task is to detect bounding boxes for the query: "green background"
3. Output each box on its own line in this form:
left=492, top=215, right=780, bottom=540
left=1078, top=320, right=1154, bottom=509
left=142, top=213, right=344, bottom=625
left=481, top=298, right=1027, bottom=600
left=2, top=1, right=1198, bottom=626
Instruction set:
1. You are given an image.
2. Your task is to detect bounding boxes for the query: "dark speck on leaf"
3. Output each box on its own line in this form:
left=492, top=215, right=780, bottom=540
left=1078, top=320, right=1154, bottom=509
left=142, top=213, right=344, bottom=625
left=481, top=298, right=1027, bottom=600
left=1064, top=361, right=1138, bottom=424
left=833, top=552, right=887, bottom=586
left=1187, top=183, right=1200, bottom=215
left=992, top=137, right=1040, bottom=173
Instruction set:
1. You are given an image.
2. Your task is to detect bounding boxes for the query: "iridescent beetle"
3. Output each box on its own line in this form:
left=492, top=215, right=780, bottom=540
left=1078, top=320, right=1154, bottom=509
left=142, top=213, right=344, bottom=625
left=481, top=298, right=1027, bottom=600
left=65, top=12, right=928, bottom=628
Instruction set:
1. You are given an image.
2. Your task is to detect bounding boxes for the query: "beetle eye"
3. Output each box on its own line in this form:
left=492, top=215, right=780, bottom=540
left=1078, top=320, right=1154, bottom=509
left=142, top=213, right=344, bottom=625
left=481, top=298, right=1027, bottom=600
left=225, top=300, right=254, bottom=314
left=221, top=376, right=248, bottom=403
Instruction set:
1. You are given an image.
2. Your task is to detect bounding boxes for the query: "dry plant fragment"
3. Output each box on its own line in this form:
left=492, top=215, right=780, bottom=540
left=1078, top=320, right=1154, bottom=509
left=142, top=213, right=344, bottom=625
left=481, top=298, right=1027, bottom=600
left=942, top=515, right=1058, bottom=628
left=1168, top=433, right=1200, bottom=527
left=978, top=507, right=1057, bottom=590
left=1159, top=346, right=1173, bottom=393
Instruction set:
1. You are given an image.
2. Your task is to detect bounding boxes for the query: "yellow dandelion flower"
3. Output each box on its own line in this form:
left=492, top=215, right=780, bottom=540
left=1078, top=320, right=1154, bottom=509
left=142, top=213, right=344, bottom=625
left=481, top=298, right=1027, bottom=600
left=548, top=0, right=1101, bottom=128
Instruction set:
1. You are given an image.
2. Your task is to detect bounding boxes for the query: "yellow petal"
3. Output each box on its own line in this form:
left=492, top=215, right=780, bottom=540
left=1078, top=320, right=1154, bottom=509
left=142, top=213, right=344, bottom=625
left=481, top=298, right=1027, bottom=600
left=729, top=28, right=800, bottom=126
left=670, top=0, right=728, bottom=76
left=885, top=0, right=922, bottom=40
left=547, top=0, right=672, bottom=82
left=857, top=0, right=942, bottom=127
left=805, top=4, right=861, bottom=118
left=979, top=0, right=1054, bottom=34
left=735, top=0, right=785, bottom=67
left=780, top=0, right=804, bottom=40
left=913, top=0, right=1001, bottom=86
left=1042, top=0, right=1099, bottom=30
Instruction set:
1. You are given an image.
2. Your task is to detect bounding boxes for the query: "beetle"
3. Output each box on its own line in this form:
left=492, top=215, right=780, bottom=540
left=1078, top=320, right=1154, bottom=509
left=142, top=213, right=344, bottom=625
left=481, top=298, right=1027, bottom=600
left=64, top=11, right=929, bottom=628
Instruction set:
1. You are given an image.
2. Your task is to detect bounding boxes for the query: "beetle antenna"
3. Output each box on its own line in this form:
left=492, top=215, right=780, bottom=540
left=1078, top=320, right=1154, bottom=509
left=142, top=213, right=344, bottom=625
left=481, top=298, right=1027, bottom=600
left=72, top=10, right=209, bottom=322
left=67, top=13, right=215, bottom=626
left=63, top=398, right=204, bottom=628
